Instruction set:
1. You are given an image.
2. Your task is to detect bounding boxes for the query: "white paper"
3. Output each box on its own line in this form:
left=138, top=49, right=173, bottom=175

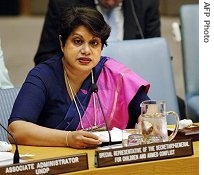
left=0, top=152, right=14, bottom=166
left=92, top=127, right=122, bottom=142
left=0, top=152, right=34, bottom=166
left=179, top=119, right=193, bottom=129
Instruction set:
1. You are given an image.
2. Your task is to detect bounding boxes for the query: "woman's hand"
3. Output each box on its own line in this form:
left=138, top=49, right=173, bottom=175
left=67, top=130, right=101, bottom=149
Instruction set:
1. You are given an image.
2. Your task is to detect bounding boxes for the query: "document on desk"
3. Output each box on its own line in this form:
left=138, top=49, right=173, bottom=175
left=0, top=152, right=34, bottom=166
left=93, top=127, right=122, bottom=142
left=0, top=152, right=14, bottom=166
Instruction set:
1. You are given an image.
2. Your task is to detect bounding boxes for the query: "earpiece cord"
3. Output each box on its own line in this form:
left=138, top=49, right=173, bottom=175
left=130, top=1, right=144, bottom=39
left=64, top=69, right=101, bottom=131
left=64, top=70, right=84, bottom=129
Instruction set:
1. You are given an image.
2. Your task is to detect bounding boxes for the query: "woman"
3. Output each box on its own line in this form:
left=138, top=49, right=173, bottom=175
left=8, top=7, right=150, bottom=149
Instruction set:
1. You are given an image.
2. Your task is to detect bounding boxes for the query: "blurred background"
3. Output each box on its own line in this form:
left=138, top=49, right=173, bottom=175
left=0, top=0, right=199, bottom=102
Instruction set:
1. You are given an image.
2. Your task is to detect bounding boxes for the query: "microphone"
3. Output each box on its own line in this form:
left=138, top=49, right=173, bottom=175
left=91, top=83, right=112, bottom=145
left=0, top=122, right=20, bottom=164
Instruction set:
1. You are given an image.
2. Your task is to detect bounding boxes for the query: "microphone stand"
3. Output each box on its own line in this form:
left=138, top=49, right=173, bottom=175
left=0, top=122, right=20, bottom=164
left=91, top=84, right=112, bottom=145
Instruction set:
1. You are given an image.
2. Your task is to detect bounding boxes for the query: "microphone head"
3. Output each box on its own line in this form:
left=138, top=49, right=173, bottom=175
left=91, top=83, right=98, bottom=93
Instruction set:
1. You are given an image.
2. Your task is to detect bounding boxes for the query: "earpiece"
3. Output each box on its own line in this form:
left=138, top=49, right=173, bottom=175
left=59, top=35, right=63, bottom=52
left=59, top=35, right=62, bottom=41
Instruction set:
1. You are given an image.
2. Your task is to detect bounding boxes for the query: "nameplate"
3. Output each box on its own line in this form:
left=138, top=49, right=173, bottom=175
left=95, top=139, right=193, bottom=168
left=0, top=153, right=88, bottom=175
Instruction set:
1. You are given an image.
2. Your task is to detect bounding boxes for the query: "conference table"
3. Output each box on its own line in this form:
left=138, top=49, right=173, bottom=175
left=7, top=140, right=198, bottom=175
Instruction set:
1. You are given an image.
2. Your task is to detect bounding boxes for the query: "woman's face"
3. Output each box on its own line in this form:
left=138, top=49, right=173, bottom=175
left=61, top=25, right=102, bottom=73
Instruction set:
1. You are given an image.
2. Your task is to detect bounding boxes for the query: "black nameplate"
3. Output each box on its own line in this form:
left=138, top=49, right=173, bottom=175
left=95, top=139, right=193, bottom=168
left=0, top=153, right=88, bottom=175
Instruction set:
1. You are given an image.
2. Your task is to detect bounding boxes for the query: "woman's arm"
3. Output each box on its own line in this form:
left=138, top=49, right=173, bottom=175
left=8, top=120, right=101, bottom=149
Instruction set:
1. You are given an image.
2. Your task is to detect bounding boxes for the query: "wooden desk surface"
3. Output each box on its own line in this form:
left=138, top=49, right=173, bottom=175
left=13, top=141, right=199, bottom=175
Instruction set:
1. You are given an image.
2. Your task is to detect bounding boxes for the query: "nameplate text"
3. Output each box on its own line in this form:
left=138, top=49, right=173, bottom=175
left=95, top=139, right=193, bottom=167
left=0, top=153, right=88, bottom=175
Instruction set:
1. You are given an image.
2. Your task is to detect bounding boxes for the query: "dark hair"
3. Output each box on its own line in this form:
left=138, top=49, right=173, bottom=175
left=59, top=7, right=111, bottom=48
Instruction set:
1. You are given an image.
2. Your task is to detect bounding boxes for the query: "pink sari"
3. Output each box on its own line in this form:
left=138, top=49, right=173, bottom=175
left=77, top=58, right=150, bottom=130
